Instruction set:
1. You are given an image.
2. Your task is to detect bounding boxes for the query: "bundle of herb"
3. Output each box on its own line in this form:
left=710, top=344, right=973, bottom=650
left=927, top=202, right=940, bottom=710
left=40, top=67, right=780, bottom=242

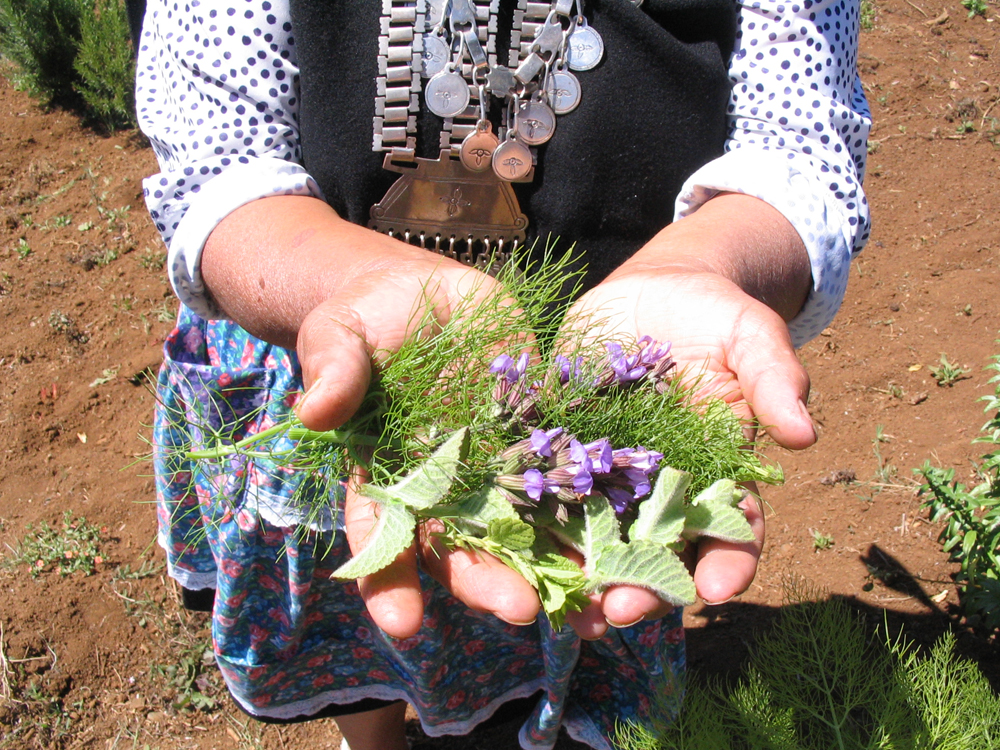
left=185, top=250, right=780, bottom=628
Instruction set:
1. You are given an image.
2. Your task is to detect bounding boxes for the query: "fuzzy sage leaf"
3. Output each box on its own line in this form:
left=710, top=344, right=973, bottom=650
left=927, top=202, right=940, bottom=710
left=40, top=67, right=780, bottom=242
left=331, top=500, right=415, bottom=580
left=369, top=427, right=470, bottom=510
left=487, top=517, right=535, bottom=551
left=588, top=539, right=696, bottom=606
left=628, top=466, right=691, bottom=546
left=682, top=479, right=755, bottom=543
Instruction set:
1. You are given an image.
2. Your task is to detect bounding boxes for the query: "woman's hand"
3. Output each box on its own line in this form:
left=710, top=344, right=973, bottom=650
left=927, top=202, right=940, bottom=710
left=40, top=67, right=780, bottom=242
left=558, top=192, right=817, bottom=638
left=202, top=195, right=544, bottom=638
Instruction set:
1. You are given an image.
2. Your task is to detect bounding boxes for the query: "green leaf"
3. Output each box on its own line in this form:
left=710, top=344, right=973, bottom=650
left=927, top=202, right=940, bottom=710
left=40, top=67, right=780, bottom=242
left=963, top=529, right=978, bottom=558
left=589, top=539, right=696, bottom=606
left=436, top=484, right=519, bottom=533
left=374, top=427, right=469, bottom=510
left=548, top=495, right=622, bottom=558
left=682, top=479, right=755, bottom=544
left=628, top=466, right=691, bottom=545
left=330, top=501, right=415, bottom=580
left=487, top=517, right=535, bottom=551
left=534, top=552, right=589, bottom=630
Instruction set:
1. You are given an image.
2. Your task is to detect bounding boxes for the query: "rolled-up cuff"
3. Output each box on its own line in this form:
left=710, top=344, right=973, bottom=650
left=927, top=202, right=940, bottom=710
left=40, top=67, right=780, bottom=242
left=156, top=161, right=324, bottom=319
left=674, top=149, right=856, bottom=347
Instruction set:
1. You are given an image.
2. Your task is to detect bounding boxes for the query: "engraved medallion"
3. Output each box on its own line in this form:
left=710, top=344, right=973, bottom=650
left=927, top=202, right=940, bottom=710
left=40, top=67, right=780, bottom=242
left=566, top=21, right=604, bottom=72
left=425, top=69, right=471, bottom=118
left=546, top=69, right=582, bottom=115
left=421, top=34, right=451, bottom=78
left=516, top=100, right=556, bottom=146
left=492, top=139, right=533, bottom=181
left=460, top=124, right=500, bottom=172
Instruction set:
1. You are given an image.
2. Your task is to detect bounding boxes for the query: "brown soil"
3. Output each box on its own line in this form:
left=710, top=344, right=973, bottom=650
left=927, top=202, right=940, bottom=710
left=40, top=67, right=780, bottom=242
left=1, top=2, right=999, bottom=747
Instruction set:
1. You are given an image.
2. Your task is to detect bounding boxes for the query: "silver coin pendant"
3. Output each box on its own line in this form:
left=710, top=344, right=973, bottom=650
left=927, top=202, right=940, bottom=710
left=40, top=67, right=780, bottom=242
left=567, top=21, right=604, bottom=72
left=492, top=139, right=533, bottom=181
left=425, top=70, right=470, bottom=118
left=546, top=70, right=582, bottom=115
left=516, top=100, right=556, bottom=146
left=421, top=34, right=451, bottom=78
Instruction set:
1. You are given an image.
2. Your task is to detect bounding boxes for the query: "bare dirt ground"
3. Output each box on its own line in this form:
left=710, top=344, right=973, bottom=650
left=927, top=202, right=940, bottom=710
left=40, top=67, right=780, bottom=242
left=1, top=1, right=999, bottom=747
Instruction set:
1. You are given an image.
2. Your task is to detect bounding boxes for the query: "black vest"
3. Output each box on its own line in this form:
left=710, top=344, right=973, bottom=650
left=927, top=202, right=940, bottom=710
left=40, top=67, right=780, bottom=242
left=289, top=0, right=736, bottom=289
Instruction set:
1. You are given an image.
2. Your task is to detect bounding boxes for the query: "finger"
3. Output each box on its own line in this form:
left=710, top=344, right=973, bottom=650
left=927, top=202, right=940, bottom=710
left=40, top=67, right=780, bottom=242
left=730, top=310, right=816, bottom=450
left=419, top=520, right=541, bottom=627
left=295, top=301, right=372, bottom=431
left=344, top=479, right=424, bottom=639
left=693, top=489, right=765, bottom=605
left=601, top=586, right=674, bottom=629
left=556, top=547, right=606, bottom=639
left=565, top=592, right=607, bottom=640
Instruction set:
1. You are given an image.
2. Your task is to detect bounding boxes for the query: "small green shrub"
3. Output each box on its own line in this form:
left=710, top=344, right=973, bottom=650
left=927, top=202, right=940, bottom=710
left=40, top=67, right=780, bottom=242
left=0, top=0, right=89, bottom=106
left=0, top=0, right=135, bottom=129
left=918, top=345, right=1000, bottom=632
left=929, top=353, right=971, bottom=387
left=75, top=0, right=137, bottom=129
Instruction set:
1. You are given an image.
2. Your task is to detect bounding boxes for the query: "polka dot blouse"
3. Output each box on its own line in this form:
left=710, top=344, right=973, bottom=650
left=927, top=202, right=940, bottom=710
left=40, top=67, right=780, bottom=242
left=136, top=0, right=871, bottom=346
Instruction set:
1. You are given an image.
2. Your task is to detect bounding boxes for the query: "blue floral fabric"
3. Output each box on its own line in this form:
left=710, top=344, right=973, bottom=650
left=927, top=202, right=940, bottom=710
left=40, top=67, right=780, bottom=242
left=153, top=306, right=686, bottom=750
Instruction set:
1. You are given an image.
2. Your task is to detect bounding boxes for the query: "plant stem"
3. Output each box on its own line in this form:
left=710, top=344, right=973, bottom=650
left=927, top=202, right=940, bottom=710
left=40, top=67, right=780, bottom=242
left=186, top=422, right=378, bottom=460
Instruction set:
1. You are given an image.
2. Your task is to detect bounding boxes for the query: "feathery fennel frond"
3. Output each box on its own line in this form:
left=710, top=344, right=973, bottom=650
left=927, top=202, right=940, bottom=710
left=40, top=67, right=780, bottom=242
left=614, top=586, right=1000, bottom=750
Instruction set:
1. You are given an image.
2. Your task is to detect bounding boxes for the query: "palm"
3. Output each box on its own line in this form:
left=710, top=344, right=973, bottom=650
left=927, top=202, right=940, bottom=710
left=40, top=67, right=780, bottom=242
left=572, top=267, right=813, bottom=449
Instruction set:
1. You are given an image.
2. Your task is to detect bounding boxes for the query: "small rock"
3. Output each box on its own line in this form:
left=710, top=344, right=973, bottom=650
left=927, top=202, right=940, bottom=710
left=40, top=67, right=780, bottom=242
left=909, top=391, right=928, bottom=405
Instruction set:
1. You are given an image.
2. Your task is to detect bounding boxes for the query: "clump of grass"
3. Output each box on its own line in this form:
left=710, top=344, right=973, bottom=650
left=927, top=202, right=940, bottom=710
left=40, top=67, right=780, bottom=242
left=614, top=585, right=1000, bottom=749
left=860, top=0, right=877, bottom=30
left=962, top=0, right=989, bottom=17
left=930, top=353, right=971, bottom=387
left=810, top=529, right=834, bottom=551
left=4, top=511, right=105, bottom=577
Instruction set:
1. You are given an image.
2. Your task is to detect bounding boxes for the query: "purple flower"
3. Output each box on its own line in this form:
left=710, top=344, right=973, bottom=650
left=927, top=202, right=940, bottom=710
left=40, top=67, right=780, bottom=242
left=554, top=354, right=585, bottom=385
left=605, top=486, right=635, bottom=515
left=530, top=427, right=562, bottom=458
left=490, top=351, right=530, bottom=385
left=606, top=342, right=647, bottom=383
left=602, top=337, right=676, bottom=387
left=522, top=469, right=546, bottom=501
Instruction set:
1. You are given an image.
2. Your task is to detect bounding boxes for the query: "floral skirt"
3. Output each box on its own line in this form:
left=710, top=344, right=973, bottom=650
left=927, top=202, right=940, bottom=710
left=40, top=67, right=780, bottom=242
left=153, top=306, right=686, bottom=750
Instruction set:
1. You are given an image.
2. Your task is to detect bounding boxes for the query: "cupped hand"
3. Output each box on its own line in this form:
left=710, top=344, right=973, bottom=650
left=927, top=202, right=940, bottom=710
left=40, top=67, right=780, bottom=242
left=292, top=239, right=544, bottom=639
left=557, top=240, right=815, bottom=635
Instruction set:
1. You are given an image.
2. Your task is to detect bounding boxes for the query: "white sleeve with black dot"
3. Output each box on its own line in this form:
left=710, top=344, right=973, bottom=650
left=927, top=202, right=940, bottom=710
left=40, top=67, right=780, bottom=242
left=136, top=0, right=321, bottom=319
left=674, top=0, right=872, bottom=347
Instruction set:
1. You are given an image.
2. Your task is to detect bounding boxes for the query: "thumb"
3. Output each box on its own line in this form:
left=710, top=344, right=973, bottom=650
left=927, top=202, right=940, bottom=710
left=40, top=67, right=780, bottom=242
left=294, top=300, right=372, bottom=431
left=731, top=311, right=815, bottom=450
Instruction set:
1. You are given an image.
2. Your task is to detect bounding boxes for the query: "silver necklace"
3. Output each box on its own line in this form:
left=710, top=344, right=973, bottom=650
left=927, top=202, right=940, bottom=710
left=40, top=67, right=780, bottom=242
left=369, top=0, right=603, bottom=270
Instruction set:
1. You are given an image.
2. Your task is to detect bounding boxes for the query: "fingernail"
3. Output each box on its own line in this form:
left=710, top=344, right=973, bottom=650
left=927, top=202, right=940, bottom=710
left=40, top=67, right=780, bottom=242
left=798, top=400, right=817, bottom=439
left=496, top=613, right=537, bottom=627
left=702, top=594, right=735, bottom=606
left=605, top=615, right=644, bottom=629
left=295, top=376, right=323, bottom=413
